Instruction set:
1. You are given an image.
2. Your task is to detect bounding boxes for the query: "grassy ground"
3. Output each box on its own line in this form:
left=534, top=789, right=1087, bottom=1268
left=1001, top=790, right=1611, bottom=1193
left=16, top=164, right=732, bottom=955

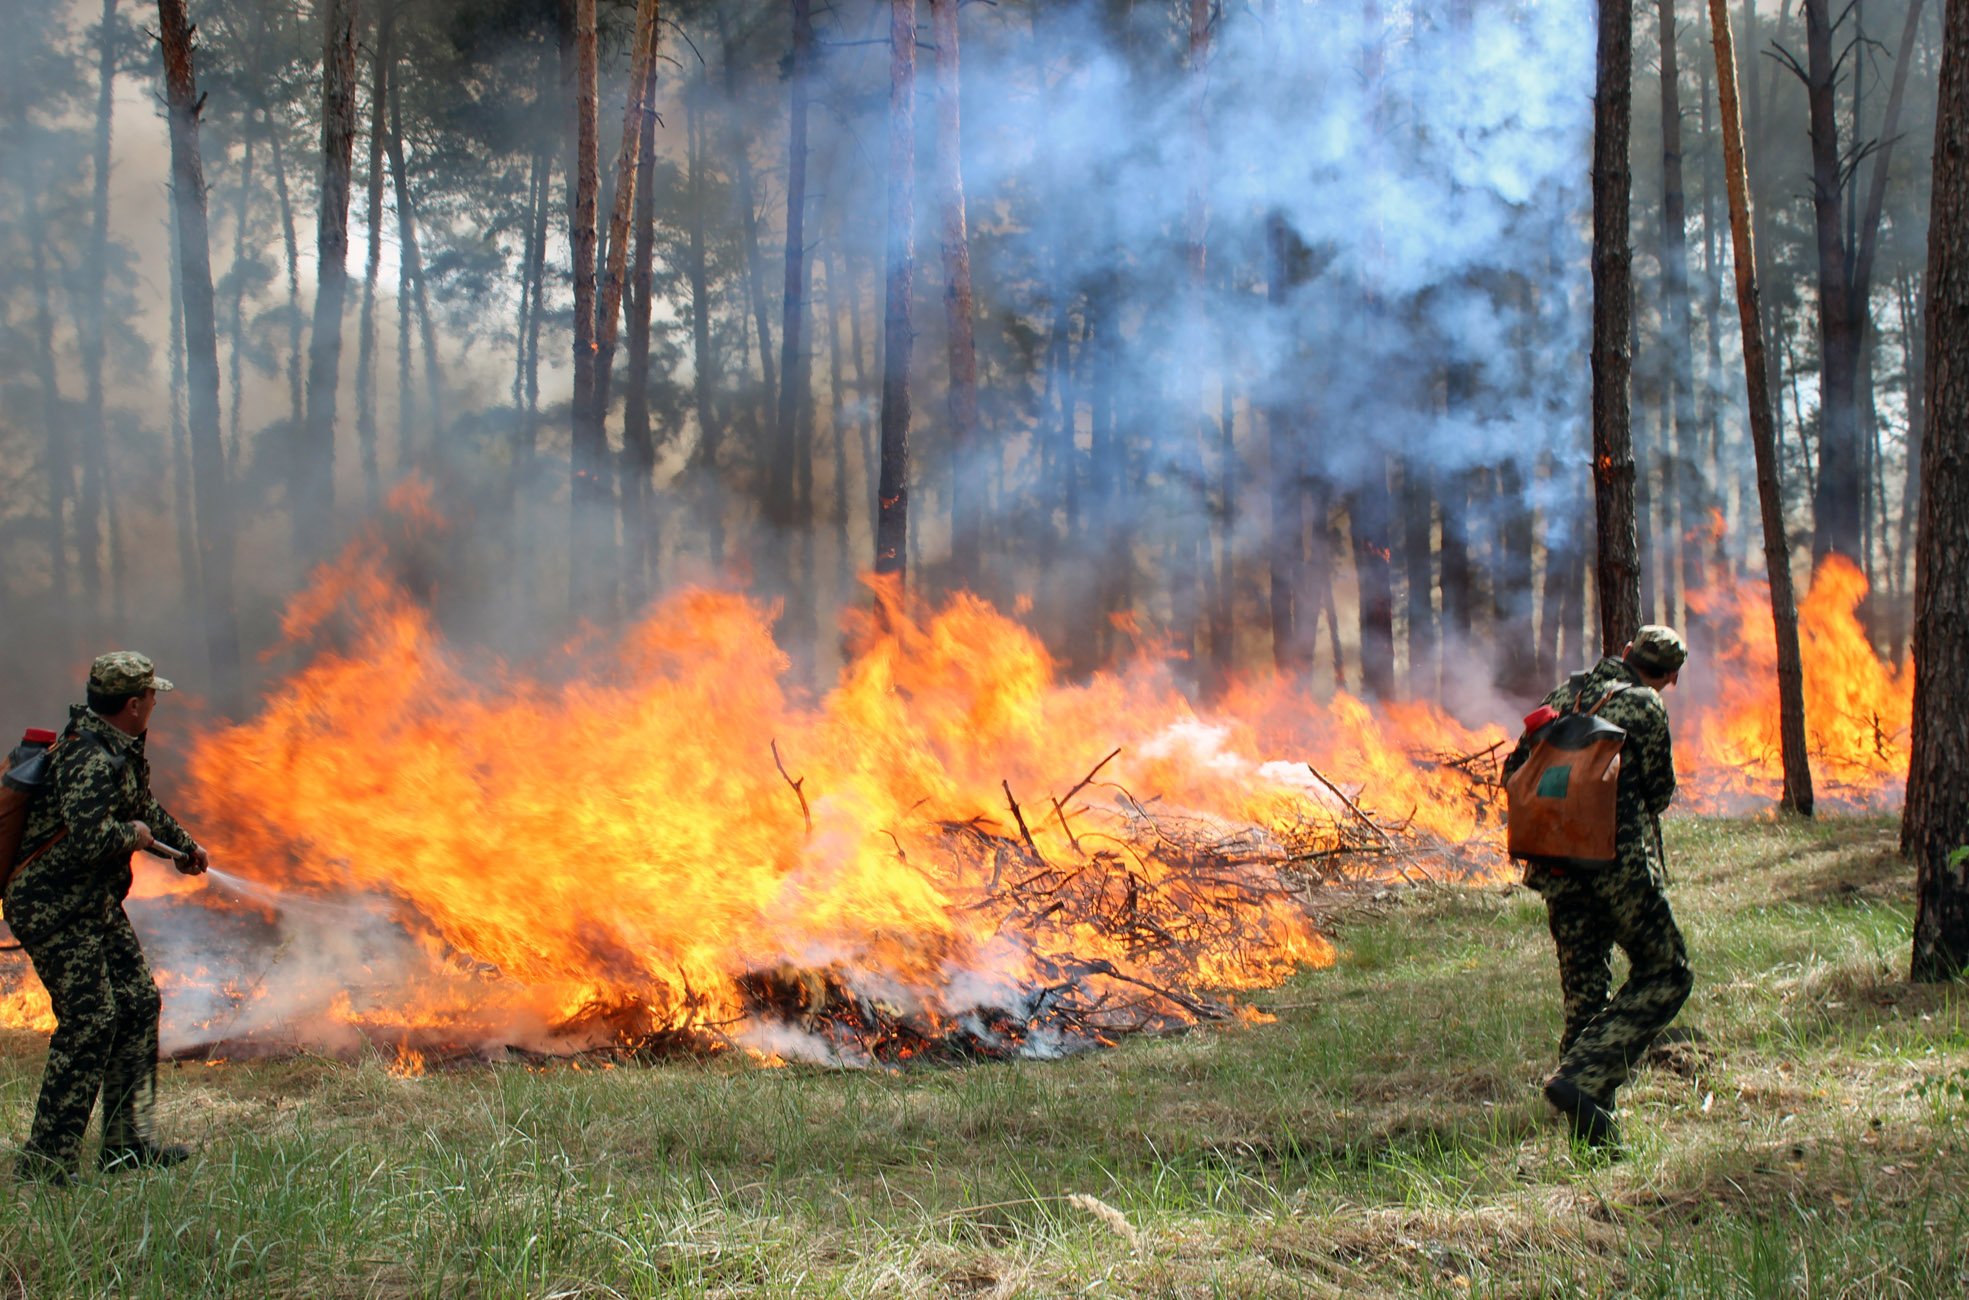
left=0, top=816, right=1962, bottom=1298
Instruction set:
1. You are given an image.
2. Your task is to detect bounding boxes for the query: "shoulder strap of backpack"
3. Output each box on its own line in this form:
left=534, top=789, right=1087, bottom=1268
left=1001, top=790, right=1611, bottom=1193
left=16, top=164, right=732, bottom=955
left=1584, top=683, right=1633, bottom=716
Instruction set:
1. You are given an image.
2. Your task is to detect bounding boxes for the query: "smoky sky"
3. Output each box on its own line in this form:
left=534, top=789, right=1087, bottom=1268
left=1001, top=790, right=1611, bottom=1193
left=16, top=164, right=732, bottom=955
left=0, top=0, right=1608, bottom=711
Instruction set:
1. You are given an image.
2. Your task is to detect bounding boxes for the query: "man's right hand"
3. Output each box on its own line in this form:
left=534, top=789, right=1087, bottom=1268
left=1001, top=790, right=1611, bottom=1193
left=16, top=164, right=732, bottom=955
left=130, top=820, right=155, bottom=852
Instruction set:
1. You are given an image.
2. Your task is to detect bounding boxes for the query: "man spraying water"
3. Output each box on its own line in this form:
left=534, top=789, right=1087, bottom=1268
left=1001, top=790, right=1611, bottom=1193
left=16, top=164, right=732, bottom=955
left=4, top=653, right=210, bottom=1185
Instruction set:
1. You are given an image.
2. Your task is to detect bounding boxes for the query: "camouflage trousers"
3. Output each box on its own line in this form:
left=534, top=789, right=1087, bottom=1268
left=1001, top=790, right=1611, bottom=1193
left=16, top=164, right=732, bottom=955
left=17, top=901, right=161, bottom=1173
left=1537, top=854, right=1693, bottom=1103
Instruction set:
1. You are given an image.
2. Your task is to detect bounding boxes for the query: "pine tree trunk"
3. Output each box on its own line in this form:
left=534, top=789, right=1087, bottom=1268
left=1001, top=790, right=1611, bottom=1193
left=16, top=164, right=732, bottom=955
left=717, top=10, right=778, bottom=435
left=623, top=58, right=660, bottom=603
left=1708, top=0, right=1816, bottom=814
left=1349, top=476, right=1398, bottom=700
left=565, top=0, right=606, bottom=618
left=1895, top=267, right=1925, bottom=660
left=355, top=6, right=392, bottom=509
left=167, top=200, right=201, bottom=604
left=773, top=0, right=816, bottom=603
left=874, top=0, right=916, bottom=584
left=1266, top=215, right=1307, bottom=676
left=299, top=0, right=359, bottom=560
left=827, top=246, right=854, bottom=597
left=1592, top=0, right=1643, bottom=651
left=226, top=132, right=254, bottom=465
left=1494, top=460, right=1539, bottom=694
left=385, top=69, right=444, bottom=451
left=158, top=0, right=244, bottom=707
left=1173, top=0, right=1213, bottom=681
left=267, top=108, right=306, bottom=430
left=1213, top=283, right=1236, bottom=677
left=1698, top=39, right=1731, bottom=619
left=1659, top=0, right=1704, bottom=630
left=76, top=0, right=119, bottom=608
left=1803, top=0, right=1864, bottom=566
left=1401, top=461, right=1436, bottom=698
left=1906, top=0, right=1969, bottom=982
left=930, top=0, right=982, bottom=593
left=685, top=72, right=724, bottom=565
left=28, top=191, right=69, bottom=598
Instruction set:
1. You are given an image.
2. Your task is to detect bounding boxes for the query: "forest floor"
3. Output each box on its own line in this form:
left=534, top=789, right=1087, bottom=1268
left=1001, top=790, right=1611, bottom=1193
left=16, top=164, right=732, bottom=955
left=0, top=815, right=1962, bottom=1298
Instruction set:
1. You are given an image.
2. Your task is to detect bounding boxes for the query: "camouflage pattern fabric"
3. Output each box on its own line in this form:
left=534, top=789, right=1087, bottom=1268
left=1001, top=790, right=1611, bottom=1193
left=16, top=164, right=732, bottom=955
left=16, top=901, right=162, bottom=1170
left=5, top=704, right=192, bottom=1176
left=6, top=705, right=195, bottom=945
left=87, top=651, right=175, bottom=697
left=1504, top=655, right=1693, bottom=1103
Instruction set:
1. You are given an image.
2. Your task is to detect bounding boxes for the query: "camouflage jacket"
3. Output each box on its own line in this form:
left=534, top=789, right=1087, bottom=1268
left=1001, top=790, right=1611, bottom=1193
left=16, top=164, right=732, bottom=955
left=1503, top=656, right=1677, bottom=878
left=3, top=704, right=196, bottom=942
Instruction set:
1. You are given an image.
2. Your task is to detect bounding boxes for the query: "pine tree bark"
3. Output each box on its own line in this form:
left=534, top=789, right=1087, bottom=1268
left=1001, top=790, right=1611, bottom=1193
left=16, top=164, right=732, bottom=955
left=158, top=0, right=244, bottom=706
left=623, top=58, right=660, bottom=601
left=685, top=72, right=724, bottom=565
left=167, top=199, right=201, bottom=604
left=1802, top=0, right=1865, bottom=566
left=772, top=0, right=816, bottom=593
left=930, top=0, right=982, bottom=592
left=1895, top=267, right=1925, bottom=659
left=1266, top=216, right=1308, bottom=676
left=1494, top=460, right=1540, bottom=694
left=77, top=0, right=119, bottom=607
left=576, top=0, right=660, bottom=617
left=717, top=10, right=778, bottom=433
left=1592, top=0, right=1643, bottom=652
left=226, top=132, right=254, bottom=465
left=385, top=68, right=444, bottom=451
left=355, top=5, right=392, bottom=508
left=1401, top=461, right=1436, bottom=698
left=267, top=109, right=306, bottom=430
left=1173, top=0, right=1213, bottom=679
left=565, top=0, right=606, bottom=617
left=299, top=0, right=359, bottom=560
left=1659, top=0, right=1703, bottom=628
left=1708, top=0, right=1816, bottom=814
left=590, top=0, right=661, bottom=421
left=826, top=248, right=854, bottom=597
left=1349, top=476, right=1398, bottom=700
left=28, top=190, right=69, bottom=598
left=874, top=0, right=916, bottom=584
left=1906, top=0, right=1969, bottom=982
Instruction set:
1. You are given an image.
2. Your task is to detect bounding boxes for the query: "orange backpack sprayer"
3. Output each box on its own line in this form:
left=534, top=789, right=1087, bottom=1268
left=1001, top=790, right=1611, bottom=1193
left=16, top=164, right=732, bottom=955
left=1504, top=684, right=1632, bottom=867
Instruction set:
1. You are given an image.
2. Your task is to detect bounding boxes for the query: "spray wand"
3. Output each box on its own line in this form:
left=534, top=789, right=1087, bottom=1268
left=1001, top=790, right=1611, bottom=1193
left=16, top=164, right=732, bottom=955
left=144, top=843, right=362, bottom=915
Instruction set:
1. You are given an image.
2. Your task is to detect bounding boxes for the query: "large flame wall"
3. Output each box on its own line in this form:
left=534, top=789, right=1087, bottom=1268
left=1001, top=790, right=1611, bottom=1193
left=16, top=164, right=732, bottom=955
left=0, top=510, right=1915, bottom=1056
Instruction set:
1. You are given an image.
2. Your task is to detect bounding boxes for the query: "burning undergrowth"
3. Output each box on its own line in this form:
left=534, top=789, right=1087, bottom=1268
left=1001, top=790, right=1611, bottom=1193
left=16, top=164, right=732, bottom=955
left=1, top=497, right=1513, bottom=1067
left=0, top=496, right=1913, bottom=1067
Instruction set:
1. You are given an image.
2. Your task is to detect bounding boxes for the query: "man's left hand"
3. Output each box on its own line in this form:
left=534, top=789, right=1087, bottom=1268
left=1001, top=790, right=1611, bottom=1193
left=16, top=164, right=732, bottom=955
left=180, top=844, right=210, bottom=876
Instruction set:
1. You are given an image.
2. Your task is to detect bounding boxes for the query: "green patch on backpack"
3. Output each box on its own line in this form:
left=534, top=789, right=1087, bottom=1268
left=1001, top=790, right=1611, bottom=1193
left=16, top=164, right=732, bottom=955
left=1536, top=765, right=1572, bottom=800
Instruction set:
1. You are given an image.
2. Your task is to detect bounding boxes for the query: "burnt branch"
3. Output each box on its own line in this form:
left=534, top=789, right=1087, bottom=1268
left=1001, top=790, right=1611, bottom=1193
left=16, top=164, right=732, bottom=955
left=771, top=739, right=813, bottom=835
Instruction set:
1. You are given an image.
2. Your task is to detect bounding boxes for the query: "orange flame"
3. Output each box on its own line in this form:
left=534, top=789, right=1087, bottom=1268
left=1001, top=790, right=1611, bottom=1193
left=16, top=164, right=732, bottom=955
left=1681, top=555, right=1911, bottom=809
left=0, top=510, right=1913, bottom=1055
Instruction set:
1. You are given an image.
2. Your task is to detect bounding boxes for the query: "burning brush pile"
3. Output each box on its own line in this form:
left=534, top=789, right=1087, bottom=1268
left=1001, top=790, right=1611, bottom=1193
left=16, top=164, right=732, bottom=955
left=0, top=495, right=1914, bottom=1068
left=0, top=505, right=1510, bottom=1068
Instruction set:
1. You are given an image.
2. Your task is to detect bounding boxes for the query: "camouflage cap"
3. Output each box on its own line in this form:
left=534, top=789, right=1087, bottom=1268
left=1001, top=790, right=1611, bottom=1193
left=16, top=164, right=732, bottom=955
left=88, top=651, right=175, bottom=696
left=1629, top=625, right=1688, bottom=675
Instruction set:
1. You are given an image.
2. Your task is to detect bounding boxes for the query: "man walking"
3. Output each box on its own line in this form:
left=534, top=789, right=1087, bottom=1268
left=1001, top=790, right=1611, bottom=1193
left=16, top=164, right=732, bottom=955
left=1505, top=626, right=1693, bottom=1150
left=6, top=653, right=208, bottom=1184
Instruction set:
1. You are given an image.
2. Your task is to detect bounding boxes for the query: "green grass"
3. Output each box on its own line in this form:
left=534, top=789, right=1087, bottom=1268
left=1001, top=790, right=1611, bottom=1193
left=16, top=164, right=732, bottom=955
left=2, top=816, right=1964, bottom=1297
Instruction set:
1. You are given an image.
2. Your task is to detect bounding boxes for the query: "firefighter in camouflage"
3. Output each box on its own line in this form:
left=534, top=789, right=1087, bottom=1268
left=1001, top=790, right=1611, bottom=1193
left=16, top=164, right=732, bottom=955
left=1504, top=625, right=1692, bottom=1150
left=6, top=653, right=208, bottom=1185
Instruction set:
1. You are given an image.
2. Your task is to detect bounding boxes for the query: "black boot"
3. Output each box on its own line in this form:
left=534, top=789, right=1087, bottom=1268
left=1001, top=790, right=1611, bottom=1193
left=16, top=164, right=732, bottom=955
left=13, top=1147, right=78, bottom=1187
left=97, top=1140, right=192, bottom=1172
left=1544, top=1076, right=1620, bottom=1150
